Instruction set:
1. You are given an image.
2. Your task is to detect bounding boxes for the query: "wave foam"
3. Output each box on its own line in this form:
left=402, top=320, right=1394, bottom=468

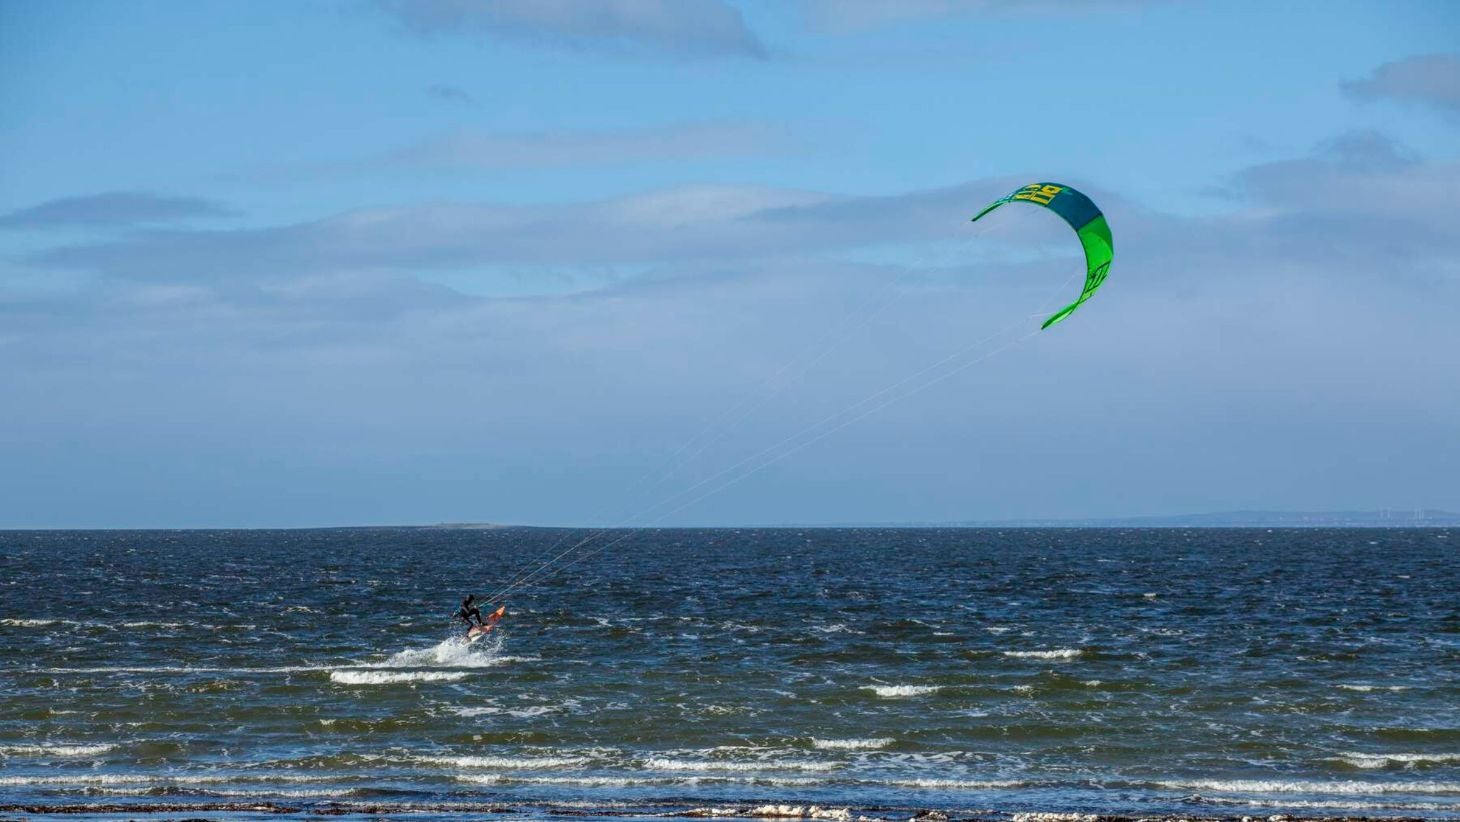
left=891, top=778, right=1026, bottom=789
left=1335, top=752, right=1460, bottom=769
left=747, top=805, right=857, bottom=820
left=811, top=738, right=892, bottom=750
left=644, top=758, right=836, bottom=772
left=862, top=685, right=940, bottom=698
left=329, top=670, right=467, bottom=685
left=0, top=743, right=116, bottom=757
left=1161, top=778, right=1460, bottom=795
left=1003, top=649, right=1083, bottom=660
left=456, top=774, right=642, bottom=788
left=0, top=772, right=337, bottom=787
left=1198, top=796, right=1456, bottom=811
left=376, top=637, right=526, bottom=669
left=420, top=754, right=589, bottom=769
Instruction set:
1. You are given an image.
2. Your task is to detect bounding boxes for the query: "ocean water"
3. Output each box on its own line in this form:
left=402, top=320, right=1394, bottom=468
left=1, top=527, right=1457, bottom=820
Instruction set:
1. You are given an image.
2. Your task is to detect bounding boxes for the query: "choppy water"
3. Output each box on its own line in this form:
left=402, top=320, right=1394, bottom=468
left=1, top=527, right=1457, bottom=819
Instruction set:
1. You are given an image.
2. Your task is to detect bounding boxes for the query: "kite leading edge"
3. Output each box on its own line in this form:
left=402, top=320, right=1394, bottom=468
left=971, top=182, right=1112, bottom=330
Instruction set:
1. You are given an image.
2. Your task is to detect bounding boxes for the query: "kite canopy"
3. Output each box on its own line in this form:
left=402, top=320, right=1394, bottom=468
left=971, top=182, right=1112, bottom=330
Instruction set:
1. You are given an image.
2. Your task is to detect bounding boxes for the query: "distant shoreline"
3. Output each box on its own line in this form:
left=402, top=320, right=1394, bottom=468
left=1, top=515, right=1457, bottom=532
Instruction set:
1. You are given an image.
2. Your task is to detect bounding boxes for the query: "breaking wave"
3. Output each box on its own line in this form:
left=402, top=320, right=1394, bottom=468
left=810, top=738, right=892, bottom=750
left=861, top=685, right=940, bottom=698
left=1003, top=649, right=1083, bottom=660
left=0, top=743, right=117, bottom=757
left=643, top=758, right=837, bottom=772
left=1333, top=752, right=1460, bottom=769
left=1158, top=778, right=1460, bottom=795
left=328, top=670, right=468, bottom=685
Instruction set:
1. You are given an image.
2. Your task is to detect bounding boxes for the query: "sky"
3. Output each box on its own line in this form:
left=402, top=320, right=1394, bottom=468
left=1, top=0, right=1457, bottom=528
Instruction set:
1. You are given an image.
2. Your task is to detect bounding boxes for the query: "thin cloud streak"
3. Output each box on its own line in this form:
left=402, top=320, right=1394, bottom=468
left=0, top=192, right=237, bottom=230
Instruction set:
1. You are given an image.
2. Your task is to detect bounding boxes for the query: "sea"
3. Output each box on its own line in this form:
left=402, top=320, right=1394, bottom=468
left=1, top=527, right=1456, bottom=820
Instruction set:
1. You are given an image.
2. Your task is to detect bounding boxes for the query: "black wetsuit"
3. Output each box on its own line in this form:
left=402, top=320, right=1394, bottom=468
left=458, top=597, right=484, bottom=629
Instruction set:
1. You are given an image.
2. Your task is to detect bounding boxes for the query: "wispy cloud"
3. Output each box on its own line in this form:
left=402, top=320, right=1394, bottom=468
left=1343, top=53, right=1460, bottom=117
left=0, top=192, right=237, bottom=230
left=375, top=0, right=766, bottom=59
left=26, top=181, right=997, bottom=284
left=31, top=132, right=1459, bottom=292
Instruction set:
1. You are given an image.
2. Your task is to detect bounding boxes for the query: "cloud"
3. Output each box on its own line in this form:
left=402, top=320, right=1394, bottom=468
left=34, top=130, right=1460, bottom=295
left=28, top=132, right=1460, bottom=301
left=1220, top=131, right=1459, bottom=267
left=6, top=135, right=1459, bottom=525
left=376, top=120, right=790, bottom=172
left=799, top=0, right=1157, bottom=32
left=426, top=83, right=476, bottom=104
left=375, top=0, right=766, bottom=59
left=0, top=191, right=237, bottom=230
left=27, top=182, right=987, bottom=284
left=1343, top=53, right=1460, bottom=117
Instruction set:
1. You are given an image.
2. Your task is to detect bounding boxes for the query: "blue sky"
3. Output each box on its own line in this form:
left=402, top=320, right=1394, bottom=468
left=2, top=0, right=1457, bottom=527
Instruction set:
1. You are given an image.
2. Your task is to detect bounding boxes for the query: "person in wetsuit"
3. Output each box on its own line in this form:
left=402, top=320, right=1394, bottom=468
left=457, top=594, right=485, bottom=632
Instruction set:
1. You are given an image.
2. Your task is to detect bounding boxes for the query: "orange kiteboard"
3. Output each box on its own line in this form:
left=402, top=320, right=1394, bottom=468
left=466, top=606, right=507, bottom=642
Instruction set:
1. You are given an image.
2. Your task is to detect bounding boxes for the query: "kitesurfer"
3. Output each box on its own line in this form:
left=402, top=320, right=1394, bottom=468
left=457, top=594, right=485, bottom=632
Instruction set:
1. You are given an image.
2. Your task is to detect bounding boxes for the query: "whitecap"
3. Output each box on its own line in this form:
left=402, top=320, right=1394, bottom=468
left=1335, top=752, right=1460, bottom=769
left=0, top=772, right=337, bottom=787
left=446, top=706, right=503, bottom=717
left=329, top=670, right=467, bottom=685
left=1199, top=796, right=1455, bottom=811
left=456, top=773, right=644, bottom=787
left=419, top=754, right=589, bottom=769
left=811, top=738, right=892, bottom=750
left=892, top=778, right=1026, bottom=789
left=0, top=743, right=116, bottom=757
left=746, top=805, right=857, bottom=820
left=861, top=685, right=940, bottom=698
left=505, top=705, right=563, bottom=717
left=644, top=757, right=836, bottom=772
left=40, top=665, right=327, bottom=674
left=1159, top=778, right=1460, bottom=794
left=375, top=637, right=533, bottom=669
left=1003, top=649, right=1083, bottom=660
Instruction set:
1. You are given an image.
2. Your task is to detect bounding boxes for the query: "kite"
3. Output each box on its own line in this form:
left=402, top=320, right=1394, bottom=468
left=971, top=183, right=1112, bottom=329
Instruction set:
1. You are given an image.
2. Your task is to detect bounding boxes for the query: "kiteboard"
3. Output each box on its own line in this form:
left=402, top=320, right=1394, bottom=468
left=466, top=606, right=507, bottom=642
